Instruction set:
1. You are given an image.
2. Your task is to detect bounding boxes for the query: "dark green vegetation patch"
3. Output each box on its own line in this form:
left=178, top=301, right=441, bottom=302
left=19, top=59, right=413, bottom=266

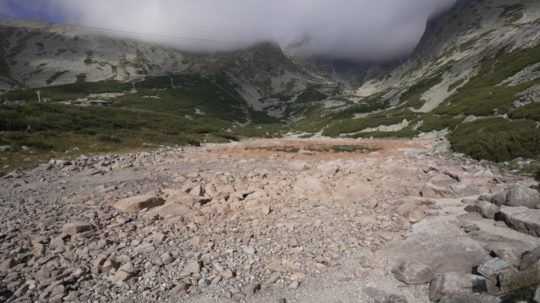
left=449, top=118, right=540, bottom=162
left=0, top=74, right=279, bottom=173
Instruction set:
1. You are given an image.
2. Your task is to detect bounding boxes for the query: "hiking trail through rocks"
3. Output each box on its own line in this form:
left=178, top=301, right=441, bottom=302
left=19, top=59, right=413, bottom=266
left=1, top=138, right=539, bottom=303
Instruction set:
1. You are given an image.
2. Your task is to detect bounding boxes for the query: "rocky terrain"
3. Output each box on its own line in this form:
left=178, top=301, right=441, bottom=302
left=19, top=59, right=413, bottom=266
left=1, top=2, right=540, bottom=301
left=1, top=137, right=540, bottom=303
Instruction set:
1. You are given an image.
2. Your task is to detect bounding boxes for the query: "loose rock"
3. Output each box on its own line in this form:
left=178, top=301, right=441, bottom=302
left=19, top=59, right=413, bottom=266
left=114, top=193, right=165, bottom=212
left=62, top=222, right=94, bottom=235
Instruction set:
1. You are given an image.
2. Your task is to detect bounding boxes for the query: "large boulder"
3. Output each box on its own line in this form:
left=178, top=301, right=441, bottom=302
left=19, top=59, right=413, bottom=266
left=388, top=235, right=489, bottom=275
left=498, top=206, right=540, bottom=237
left=113, top=193, right=165, bottom=212
left=505, top=185, right=540, bottom=209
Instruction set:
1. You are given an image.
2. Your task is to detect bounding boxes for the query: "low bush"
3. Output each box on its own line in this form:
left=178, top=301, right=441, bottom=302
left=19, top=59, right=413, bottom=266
left=449, top=118, right=540, bottom=162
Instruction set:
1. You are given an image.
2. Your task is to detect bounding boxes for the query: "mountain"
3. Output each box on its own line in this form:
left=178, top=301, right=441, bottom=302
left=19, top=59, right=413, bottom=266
left=1, top=0, right=540, bottom=169
left=303, top=0, right=540, bottom=163
left=0, top=20, right=326, bottom=118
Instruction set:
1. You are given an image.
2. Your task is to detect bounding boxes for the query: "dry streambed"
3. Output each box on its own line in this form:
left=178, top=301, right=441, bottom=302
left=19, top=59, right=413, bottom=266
left=0, top=138, right=539, bottom=303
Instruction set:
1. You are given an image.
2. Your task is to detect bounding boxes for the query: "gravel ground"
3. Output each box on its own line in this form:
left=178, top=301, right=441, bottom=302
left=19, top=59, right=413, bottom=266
left=1, top=138, right=539, bottom=303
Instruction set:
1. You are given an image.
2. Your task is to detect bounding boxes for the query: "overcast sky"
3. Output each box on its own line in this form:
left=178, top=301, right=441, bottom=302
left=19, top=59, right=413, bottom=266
left=0, top=0, right=457, bottom=61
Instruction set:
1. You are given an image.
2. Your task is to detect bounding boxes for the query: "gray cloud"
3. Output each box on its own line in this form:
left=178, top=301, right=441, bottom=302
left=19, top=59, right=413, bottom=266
left=43, top=0, right=456, bottom=61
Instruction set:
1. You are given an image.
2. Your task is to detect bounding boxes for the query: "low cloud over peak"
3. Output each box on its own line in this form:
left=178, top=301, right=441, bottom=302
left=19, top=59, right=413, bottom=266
left=1, top=0, right=457, bottom=61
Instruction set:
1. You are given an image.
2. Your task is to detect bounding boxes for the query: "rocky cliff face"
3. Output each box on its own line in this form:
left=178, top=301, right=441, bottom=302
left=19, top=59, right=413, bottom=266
left=300, top=0, right=540, bottom=163
left=355, top=0, right=540, bottom=111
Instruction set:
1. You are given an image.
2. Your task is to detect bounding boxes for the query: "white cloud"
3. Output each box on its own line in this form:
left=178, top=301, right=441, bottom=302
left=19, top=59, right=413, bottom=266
left=40, top=0, right=456, bottom=61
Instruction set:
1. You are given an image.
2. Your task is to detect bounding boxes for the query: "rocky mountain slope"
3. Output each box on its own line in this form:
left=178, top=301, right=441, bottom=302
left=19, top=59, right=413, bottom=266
left=299, top=0, right=540, bottom=164
left=0, top=20, right=326, bottom=118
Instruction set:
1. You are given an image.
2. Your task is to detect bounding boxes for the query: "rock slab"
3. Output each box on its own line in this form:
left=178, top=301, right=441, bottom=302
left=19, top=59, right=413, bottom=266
left=505, top=185, right=540, bottom=209
left=498, top=206, right=540, bottom=237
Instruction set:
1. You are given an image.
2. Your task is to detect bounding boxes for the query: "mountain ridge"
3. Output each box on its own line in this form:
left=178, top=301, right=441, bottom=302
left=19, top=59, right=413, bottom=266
left=1, top=0, right=540, bottom=169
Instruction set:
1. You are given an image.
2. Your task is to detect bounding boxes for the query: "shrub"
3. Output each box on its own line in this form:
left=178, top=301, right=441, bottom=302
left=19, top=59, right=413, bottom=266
left=449, top=118, right=540, bottom=162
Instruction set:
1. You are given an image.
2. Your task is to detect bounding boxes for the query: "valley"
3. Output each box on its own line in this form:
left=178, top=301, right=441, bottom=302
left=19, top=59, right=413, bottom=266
left=1, top=0, right=540, bottom=302
left=1, top=0, right=540, bottom=176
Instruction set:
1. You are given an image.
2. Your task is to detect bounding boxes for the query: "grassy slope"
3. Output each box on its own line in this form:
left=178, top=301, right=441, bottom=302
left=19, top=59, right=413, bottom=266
left=2, top=41, right=540, bottom=174
left=0, top=74, right=278, bottom=173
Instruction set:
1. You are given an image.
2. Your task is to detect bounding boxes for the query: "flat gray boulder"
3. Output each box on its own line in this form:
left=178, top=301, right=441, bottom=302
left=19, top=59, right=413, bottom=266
left=498, top=206, right=540, bottom=237
left=505, top=185, right=540, bottom=209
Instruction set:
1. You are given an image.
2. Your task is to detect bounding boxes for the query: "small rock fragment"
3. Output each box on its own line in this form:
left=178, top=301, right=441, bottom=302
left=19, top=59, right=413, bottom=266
left=112, top=270, right=134, bottom=283
left=160, top=252, right=174, bottom=265
left=62, top=222, right=93, bottom=235
left=245, top=283, right=261, bottom=295
left=111, top=262, right=137, bottom=283
left=0, top=258, right=16, bottom=271
left=182, top=260, right=201, bottom=276
left=30, top=237, right=47, bottom=257
left=222, top=269, right=235, bottom=279
left=288, top=281, right=300, bottom=289
left=114, top=193, right=165, bottom=212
